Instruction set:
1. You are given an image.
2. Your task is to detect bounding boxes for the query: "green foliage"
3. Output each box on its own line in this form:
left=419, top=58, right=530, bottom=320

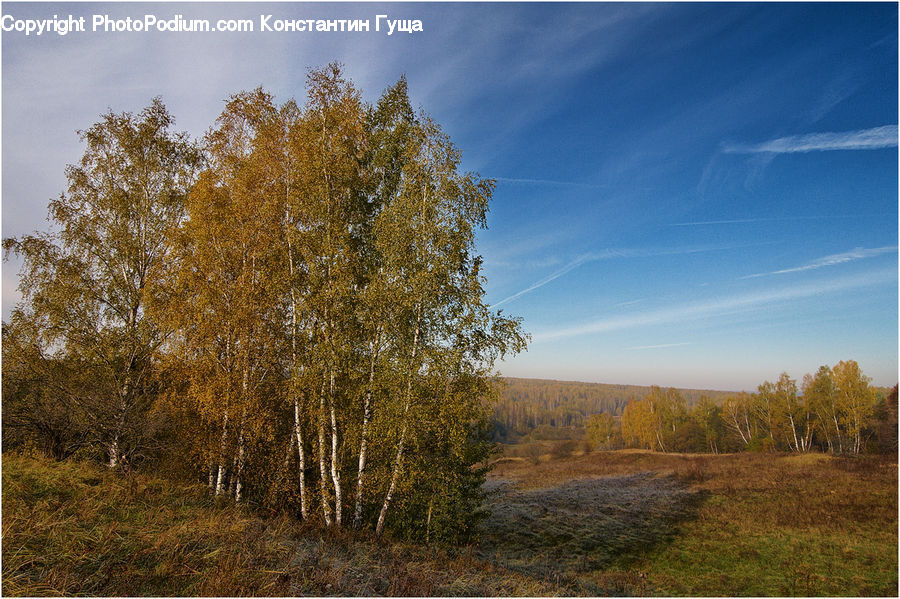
left=3, top=100, right=201, bottom=468
left=3, top=64, right=526, bottom=545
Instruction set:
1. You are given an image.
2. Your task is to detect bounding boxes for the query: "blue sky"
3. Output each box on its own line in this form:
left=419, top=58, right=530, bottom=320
left=2, top=2, right=897, bottom=390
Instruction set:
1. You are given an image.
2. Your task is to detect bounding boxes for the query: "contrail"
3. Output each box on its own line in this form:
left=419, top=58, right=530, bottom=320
left=723, top=125, right=897, bottom=154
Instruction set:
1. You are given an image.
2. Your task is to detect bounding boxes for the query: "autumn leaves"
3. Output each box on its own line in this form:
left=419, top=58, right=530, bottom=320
left=4, top=63, right=526, bottom=541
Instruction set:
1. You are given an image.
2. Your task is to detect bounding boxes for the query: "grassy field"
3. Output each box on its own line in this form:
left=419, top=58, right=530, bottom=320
left=3, top=449, right=896, bottom=596
left=1, top=454, right=572, bottom=596
left=489, top=448, right=898, bottom=596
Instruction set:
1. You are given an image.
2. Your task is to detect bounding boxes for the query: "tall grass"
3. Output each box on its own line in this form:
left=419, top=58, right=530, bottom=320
left=1, top=454, right=567, bottom=596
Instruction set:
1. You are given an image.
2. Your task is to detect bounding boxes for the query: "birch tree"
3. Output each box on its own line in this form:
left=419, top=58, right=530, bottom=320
left=370, top=110, right=526, bottom=536
left=290, top=64, right=372, bottom=525
left=622, top=397, right=655, bottom=449
left=350, top=77, right=416, bottom=529
left=11, top=68, right=529, bottom=535
left=832, top=360, right=876, bottom=455
left=802, top=366, right=841, bottom=453
left=723, top=392, right=756, bottom=448
left=773, top=373, right=812, bottom=453
left=3, top=99, right=200, bottom=468
left=161, top=90, right=286, bottom=500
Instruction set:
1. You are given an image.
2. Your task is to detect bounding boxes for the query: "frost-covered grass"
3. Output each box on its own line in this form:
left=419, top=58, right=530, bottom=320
left=479, top=473, right=701, bottom=590
left=489, top=447, right=898, bottom=596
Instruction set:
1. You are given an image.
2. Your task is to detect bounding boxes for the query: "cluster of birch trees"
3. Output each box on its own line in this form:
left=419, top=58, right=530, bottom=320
left=2, top=64, right=526, bottom=541
left=722, top=362, right=880, bottom=455
left=619, top=362, right=884, bottom=455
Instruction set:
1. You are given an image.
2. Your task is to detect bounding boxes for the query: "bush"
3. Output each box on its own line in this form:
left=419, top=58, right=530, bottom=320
left=550, top=440, right=578, bottom=459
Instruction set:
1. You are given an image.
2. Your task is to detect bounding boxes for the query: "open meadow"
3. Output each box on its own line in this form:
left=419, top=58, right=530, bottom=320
left=2, top=4, right=897, bottom=598
left=4, top=447, right=896, bottom=596
left=487, top=447, right=898, bottom=596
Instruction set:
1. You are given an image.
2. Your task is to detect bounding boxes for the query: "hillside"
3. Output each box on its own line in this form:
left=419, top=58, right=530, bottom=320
left=489, top=448, right=897, bottom=596
left=4, top=449, right=896, bottom=596
left=0, top=454, right=568, bottom=596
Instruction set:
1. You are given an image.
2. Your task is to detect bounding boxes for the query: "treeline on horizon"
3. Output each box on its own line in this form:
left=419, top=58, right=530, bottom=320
left=492, top=378, right=732, bottom=442
left=2, top=63, right=527, bottom=543
left=495, top=368, right=897, bottom=455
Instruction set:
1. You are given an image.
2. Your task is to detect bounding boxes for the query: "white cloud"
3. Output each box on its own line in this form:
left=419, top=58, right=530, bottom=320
left=615, top=298, right=646, bottom=308
left=493, top=177, right=604, bottom=189
left=490, top=243, right=764, bottom=308
left=723, top=125, right=898, bottom=154
left=533, top=269, right=896, bottom=343
left=742, top=246, right=897, bottom=279
left=491, top=253, right=594, bottom=308
left=626, top=342, right=690, bottom=350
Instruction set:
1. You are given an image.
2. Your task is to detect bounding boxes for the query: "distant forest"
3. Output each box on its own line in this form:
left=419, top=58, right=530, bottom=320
left=493, top=375, right=896, bottom=454
left=492, top=377, right=732, bottom=442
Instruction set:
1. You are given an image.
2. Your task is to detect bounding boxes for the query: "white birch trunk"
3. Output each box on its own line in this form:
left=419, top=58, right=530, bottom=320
left=655, top=429, right=667, bottom=453
left=732, top=412, right=750, bottom=445
left=329, top=370, right=342, bottom=525
left=294, top=397, right=308, bottom=520
left=834, top=413, right=844, bottom=454
left=788, top=414, right=801, bottom=452
left=107, top=435, right=120, bottom=469
left=376, top=311, right=420, bottom=537
left=287, top=233, right=308, bottom=519
left=354, top=333, right=379, bottom=529
left=803, top=412, right=813, bottom=452
left=353, top=386, right=372, bottom=529
left=215, top=410, right=230, bottom=495
left=318, top=384, right=333, bottom=526
left=744, top=411, right=752, bottom=444
left=375, top=415, right=407, bottom=537
left=234, top=361, right=250, bottom=502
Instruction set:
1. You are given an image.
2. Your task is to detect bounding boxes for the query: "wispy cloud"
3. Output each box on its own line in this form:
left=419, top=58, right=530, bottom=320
left=669, top=214, right=890, bottom=227
left=491, top=243, right=766, bottom=308
left=491, top=254, right=595, bottom=308
left=671, top=217, right=776, bottom=227
left=533, top=269, right=895, bottom=343
left=742, top=246, right=897, bottom=279
left=627, top=342, right=691, bottom=350
left=723, top=125, right=898, bottom=154
left=494, top=177, right=605, bottom=189
left=615, top=298, right=646, bottom=308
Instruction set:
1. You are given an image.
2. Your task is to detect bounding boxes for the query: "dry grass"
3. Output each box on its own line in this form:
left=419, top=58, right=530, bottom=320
left=1, top=454, right=300, bottom=596
left=4, top=449, right=896, bottom=596
left=1, top=454, right=570, bottom=596
left=489, top=447, right=897, bottom=596
left=479, top=472, right=703, bottom=594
